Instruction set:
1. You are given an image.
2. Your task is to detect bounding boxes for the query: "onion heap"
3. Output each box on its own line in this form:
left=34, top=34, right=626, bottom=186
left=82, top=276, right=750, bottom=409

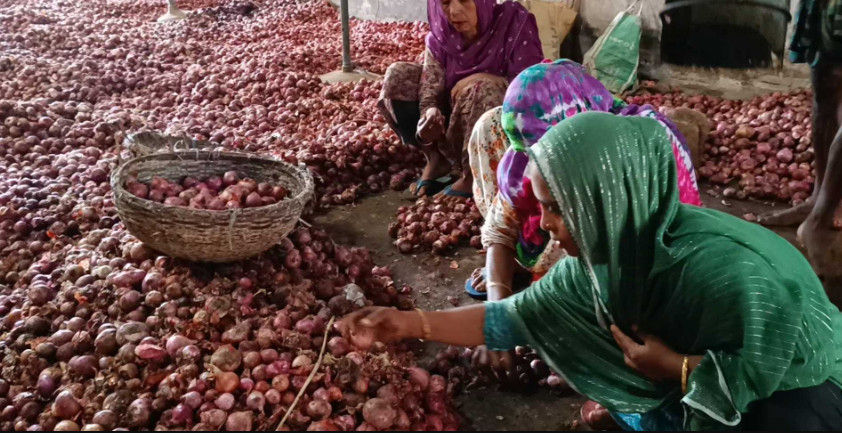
left=626, top=90, right=815, bottom=204
left=431, top=346, right=571, bottom=394
left=0, top=222, right=459, bottom=430
left=390, top=196, right=484, bottom=255
left=2, top=0, right=427, bottom=212
left=0, top=0, right=462, bottom=430
left=125, top=172, right=290, bottom=210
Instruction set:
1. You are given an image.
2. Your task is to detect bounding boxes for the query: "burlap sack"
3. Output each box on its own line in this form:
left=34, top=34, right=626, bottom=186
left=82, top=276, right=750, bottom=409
left=518, top=0, right=578, bottom=60
left=663, top=107, right=710, bottom=171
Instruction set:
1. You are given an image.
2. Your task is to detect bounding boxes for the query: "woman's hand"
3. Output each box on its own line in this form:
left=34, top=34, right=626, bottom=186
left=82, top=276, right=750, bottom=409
left=471, top=345, right=518, bottom=385
left=417, top=107, right=445, bottom=144
left=610, top=325, right=685, bottom=382
left=336, top=307, right=419, bottom=350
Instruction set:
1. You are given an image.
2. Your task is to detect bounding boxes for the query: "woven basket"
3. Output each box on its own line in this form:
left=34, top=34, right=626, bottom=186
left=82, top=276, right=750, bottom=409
left=124, top=131, right=218, bottom=157
left=111, top=151, right=314, bottom=263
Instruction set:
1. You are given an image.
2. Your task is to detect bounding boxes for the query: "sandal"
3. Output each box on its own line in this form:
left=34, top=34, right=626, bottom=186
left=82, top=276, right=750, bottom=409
left=441, top=185, right=473, bottom=200
left=464, top=269, right=533, bottom=300
left=411, top=175, right=454, bottom=197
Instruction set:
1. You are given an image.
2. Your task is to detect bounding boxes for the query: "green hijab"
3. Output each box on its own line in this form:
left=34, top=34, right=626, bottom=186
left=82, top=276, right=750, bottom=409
left=501, top=112, right=842, bottom=429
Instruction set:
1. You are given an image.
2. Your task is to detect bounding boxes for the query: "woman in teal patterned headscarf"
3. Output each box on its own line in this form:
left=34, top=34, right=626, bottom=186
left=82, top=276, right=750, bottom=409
left=340, top=112, right=842, bottom=430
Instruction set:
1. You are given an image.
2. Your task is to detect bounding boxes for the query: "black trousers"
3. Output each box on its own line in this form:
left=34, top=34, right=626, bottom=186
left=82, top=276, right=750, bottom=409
left=741, top=381, right=842, bottom=430
left=390, top=100, right=421, bottom=147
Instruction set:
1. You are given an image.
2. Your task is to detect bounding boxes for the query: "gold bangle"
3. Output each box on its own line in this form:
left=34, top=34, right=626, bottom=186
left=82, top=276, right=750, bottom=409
left=486, top=282, right=513, bottom=295
left=415, top=308, right=431, bottom=341
left=681, top=356, right=689, bottom=395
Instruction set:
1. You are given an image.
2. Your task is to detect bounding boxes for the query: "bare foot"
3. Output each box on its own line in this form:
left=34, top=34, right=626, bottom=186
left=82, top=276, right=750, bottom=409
left=435, top=175, right=473, bottom=204
left=469, top=267, right=486, bottom=292
left=798, top=216, right=842, bottom=279
left=410, top=152, right=452, bottom=197
left=580, top=400, right=620, bottom=431
left=757, top=199, right=814, bottom=227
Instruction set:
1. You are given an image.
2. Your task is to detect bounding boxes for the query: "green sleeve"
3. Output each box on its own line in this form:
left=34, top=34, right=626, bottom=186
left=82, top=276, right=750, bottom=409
left=674, top=246, right=840, bottom=430
left=483, top=299, right=528, bottom=351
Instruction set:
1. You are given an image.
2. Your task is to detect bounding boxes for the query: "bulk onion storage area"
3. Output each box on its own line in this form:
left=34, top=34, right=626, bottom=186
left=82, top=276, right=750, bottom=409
left=0, top=0, right=824, bottom=431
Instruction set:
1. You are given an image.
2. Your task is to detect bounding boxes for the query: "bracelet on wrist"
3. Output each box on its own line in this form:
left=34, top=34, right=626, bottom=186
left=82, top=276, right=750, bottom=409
left=486, top=282, right=513, bottom=295
left=415, top=309, right=431, bottom=341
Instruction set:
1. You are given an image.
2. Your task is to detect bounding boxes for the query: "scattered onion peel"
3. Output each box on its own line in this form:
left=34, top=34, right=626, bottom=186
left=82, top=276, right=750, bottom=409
left=275, top=316, right=335, bottom=431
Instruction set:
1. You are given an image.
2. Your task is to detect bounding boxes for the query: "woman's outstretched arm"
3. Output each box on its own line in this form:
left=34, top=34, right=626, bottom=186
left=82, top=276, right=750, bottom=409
left=336, top=304, right=487, bottom=349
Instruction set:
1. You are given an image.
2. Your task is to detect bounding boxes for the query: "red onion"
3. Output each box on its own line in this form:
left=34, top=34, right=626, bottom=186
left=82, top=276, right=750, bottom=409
left=92, top=411, right=116, bottom=430
left=272, top=374, right=291, bottom=392
left=53, top=391, right=81, bottom=419
left=246, top=391, right=266, bottom=411
left=546, top=374, right=565, bottom=388
left=215, top=393, right=235, bottom=411
left=223, top=171, right=239, bottom=187
left=407, top=367, right=430, bottom=391
left=181, top=391, right=202, bottom=410
left=36, top=374, right=58, bottom=398
left=260, top=349, right=279, bottom=363
left=327, top=386, right=343, bottom=402
left=210, top=345, right=241, bottom=372
left=54, top=420, right=80, bottom=431
left=171, top=404, right=193, bottom=425
left=362, top=398, right=396, bottom=430
left=308, top=420, right=341, bottom=431
left=68, top=355, right=97, bottom=377
left=215, top=373, right=239, bottom=394
left=226, top=412, right=253, bottom=431
left=127, top=398, right=151, bottom=428
left=135, top=342, right=167, bottom=361
left=292, top=354, right=313, bottom=369
left=265, top=389, right=282, bottom=405
left=200, top=409, right=227, bottom=429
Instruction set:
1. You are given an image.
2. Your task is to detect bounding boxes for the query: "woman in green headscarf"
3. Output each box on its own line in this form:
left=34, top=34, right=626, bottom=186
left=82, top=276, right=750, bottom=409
left=338, top=112, right=842, bottom=430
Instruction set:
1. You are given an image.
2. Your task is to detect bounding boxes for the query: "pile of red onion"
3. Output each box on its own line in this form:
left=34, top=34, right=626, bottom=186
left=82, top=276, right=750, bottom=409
left=125, top=172, right=289, bottom=210
left=0, top=0, right=465, bottom=430
left=0, top=220, right=460, bottom=430
left=626, top=90, right=815, bottom=204
left=2, top=0, right=426, bottom=212
left=390, top=196, right=484, bottom=255
left=431, top=346, right=570, bottom=394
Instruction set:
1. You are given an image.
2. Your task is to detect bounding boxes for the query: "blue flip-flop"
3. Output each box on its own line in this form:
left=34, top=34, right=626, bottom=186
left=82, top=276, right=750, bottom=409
left=465, top=269, right=533, bottom=300
left=441, top=185, right=473, bottom=199
left=411, top=175, right=454, bottom=197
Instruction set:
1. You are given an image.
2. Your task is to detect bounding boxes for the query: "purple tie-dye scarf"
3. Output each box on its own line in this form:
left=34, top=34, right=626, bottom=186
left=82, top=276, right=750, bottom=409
left=426, top=0, right=544, bottom=92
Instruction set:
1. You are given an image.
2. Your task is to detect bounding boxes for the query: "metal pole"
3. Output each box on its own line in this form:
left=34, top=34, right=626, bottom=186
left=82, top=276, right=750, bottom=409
left=340, top=0, right=354, bottom=73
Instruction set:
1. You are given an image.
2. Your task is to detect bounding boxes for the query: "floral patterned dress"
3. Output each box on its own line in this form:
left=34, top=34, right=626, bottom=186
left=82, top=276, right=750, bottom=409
left=378, top=48, right=508, bottom=171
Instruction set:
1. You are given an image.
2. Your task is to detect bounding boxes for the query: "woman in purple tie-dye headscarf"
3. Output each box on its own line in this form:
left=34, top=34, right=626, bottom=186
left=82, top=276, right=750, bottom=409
left=466, top=59, right=701, bottom=302
left=377, top=0, right=543, bottom=199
